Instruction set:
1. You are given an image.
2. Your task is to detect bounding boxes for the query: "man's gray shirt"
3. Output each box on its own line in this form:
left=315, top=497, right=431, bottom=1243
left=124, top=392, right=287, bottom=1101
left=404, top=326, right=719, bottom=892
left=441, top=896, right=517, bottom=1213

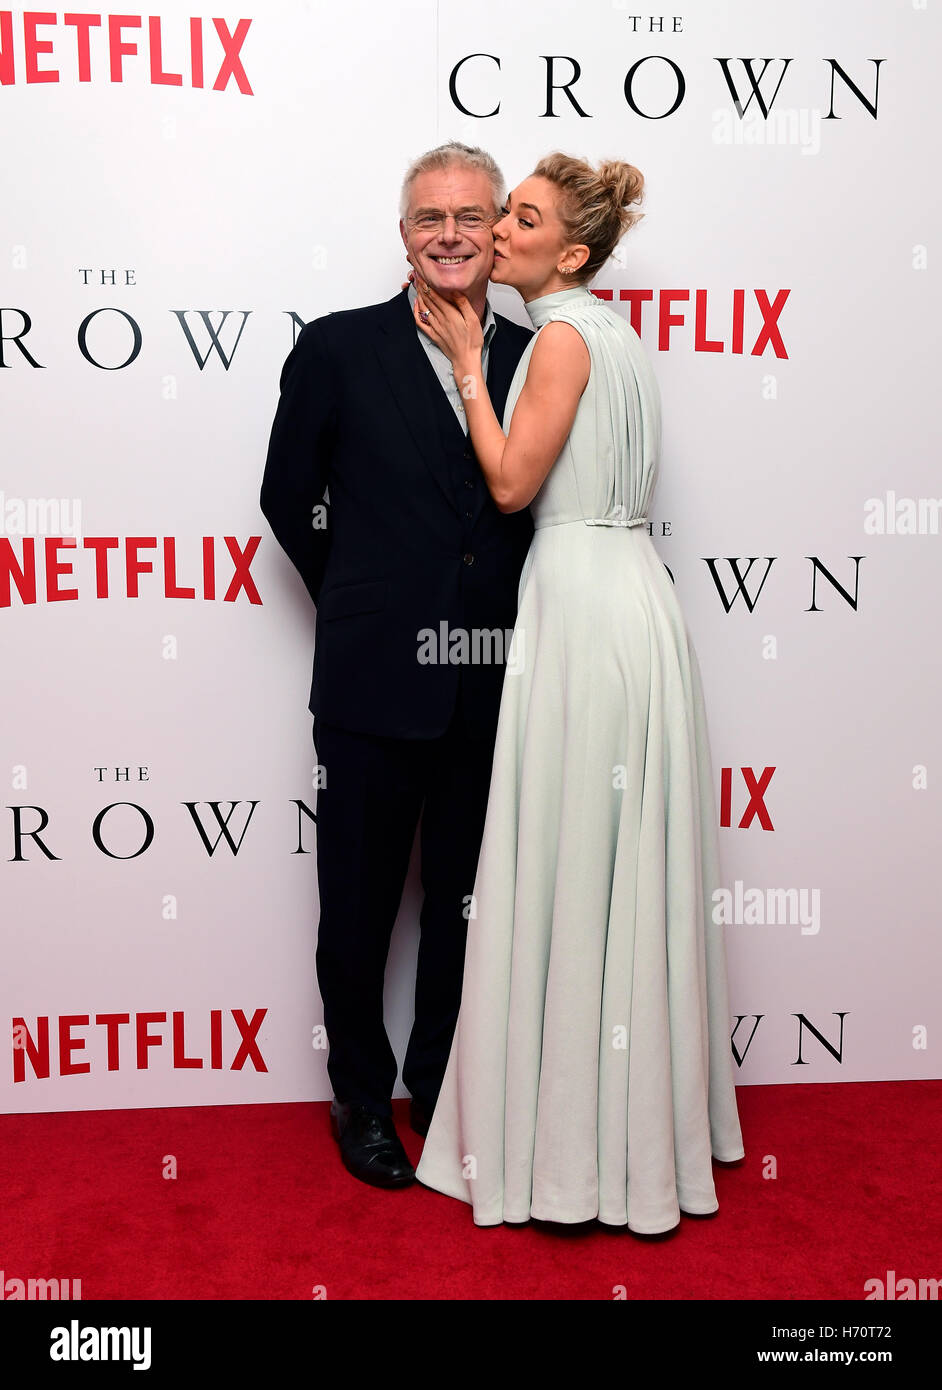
left=407, top=283, right=497, bottom=434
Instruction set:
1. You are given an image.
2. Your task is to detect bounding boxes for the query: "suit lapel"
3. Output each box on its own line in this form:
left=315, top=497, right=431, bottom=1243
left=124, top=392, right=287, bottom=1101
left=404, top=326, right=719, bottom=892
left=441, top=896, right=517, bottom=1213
left=374, top=289, right=459, bottom=516
left=484, top=314, right=522, bottom=429
left=470, top=314, right=525, bottom=526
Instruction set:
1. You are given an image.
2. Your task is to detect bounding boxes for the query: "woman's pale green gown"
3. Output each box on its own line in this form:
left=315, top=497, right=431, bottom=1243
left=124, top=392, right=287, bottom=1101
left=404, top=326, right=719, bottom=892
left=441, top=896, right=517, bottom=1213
left=415, top=285, right=744, bottom=1232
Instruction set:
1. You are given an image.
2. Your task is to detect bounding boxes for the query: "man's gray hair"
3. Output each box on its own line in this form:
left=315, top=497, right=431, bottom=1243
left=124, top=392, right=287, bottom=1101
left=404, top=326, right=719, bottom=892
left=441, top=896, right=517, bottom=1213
left=399, top=141, right=506, bottom=220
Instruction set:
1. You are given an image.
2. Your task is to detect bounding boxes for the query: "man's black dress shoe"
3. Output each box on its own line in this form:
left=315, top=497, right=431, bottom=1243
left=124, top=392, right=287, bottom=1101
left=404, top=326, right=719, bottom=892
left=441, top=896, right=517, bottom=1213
left=409, top=1098, right=433, bottom=1138
left=329, top=1100, right=415, bottom=1189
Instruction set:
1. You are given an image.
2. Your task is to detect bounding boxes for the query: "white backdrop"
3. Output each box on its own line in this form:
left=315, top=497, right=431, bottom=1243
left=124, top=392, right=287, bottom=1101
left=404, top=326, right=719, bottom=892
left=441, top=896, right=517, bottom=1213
left=2, top=0, right=939, bottom=1113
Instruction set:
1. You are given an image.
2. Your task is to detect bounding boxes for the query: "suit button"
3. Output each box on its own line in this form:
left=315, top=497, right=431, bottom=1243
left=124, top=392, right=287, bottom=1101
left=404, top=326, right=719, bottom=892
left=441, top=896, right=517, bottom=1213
left=463, top=446, right=472, bottom=459
left=463, top=552, right=475, bottom=566
left=464, top=479, right=474, bottom=489
left=464, top=510, right=473, bottom=519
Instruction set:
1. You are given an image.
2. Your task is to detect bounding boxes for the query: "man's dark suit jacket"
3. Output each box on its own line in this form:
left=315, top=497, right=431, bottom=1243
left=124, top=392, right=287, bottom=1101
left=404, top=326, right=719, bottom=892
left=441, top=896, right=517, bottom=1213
left=260, top=287, right=534, bottom=740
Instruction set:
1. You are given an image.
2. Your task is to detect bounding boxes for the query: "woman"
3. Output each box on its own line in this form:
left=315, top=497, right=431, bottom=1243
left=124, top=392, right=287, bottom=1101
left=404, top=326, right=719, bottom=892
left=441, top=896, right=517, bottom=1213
left=412, top=153, right=744, bottom=1232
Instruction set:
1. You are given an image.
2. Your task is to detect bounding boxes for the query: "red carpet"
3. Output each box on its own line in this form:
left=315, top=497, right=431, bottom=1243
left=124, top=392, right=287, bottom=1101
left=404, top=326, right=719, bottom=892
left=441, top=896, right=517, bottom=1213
left=1, top=1080, right=938, bottom=1300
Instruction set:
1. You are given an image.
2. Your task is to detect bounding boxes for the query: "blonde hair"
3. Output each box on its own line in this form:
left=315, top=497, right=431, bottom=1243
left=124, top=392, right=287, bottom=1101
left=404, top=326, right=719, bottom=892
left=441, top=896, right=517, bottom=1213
left=531, top=152, right=645, bottom=282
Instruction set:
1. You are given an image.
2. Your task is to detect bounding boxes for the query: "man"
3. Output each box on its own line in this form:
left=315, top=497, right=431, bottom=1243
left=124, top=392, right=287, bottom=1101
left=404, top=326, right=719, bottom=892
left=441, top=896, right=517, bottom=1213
left=260, top=143, right=533, bottom=1188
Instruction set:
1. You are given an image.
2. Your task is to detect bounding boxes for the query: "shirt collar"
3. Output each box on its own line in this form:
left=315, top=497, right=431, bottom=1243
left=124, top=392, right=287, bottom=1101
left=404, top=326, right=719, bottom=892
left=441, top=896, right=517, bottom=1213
left=408, top=283, right=496, bottom=349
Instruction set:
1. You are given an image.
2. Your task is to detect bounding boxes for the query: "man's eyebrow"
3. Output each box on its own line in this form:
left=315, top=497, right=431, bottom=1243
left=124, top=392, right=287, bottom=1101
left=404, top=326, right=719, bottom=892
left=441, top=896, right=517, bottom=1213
left=411, top=204, right=490, bottom=215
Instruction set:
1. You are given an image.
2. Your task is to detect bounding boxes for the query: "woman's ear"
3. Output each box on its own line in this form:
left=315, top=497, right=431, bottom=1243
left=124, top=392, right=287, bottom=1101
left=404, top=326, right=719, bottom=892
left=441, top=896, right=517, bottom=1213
left=559, top=244, right=590, bottom=275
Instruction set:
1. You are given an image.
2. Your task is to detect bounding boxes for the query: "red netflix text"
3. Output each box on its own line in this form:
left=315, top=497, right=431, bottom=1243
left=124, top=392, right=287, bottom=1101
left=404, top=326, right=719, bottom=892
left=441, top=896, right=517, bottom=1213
left=591, top=288, right=791, bottom=358
left=0, top=535, right=262, bottom=606
left=0, top=12, right=253, bottom=92
left=12, top=1008, right=269, bottom=1080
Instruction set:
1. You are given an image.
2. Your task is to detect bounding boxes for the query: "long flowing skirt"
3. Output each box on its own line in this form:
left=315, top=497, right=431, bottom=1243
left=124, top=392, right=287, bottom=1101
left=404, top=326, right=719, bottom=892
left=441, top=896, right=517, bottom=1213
left=415, top=521, right=744, bottom=1232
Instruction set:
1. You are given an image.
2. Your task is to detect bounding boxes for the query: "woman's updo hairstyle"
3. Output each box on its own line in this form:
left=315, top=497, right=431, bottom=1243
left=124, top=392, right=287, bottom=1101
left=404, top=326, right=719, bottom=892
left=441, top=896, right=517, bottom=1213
left=531, top=152, right=645, bottom=283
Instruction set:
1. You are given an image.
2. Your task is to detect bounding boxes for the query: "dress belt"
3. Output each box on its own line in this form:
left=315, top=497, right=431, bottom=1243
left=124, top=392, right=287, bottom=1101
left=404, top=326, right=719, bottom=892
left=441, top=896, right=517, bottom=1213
left=533, top=516, right=649, bottom=530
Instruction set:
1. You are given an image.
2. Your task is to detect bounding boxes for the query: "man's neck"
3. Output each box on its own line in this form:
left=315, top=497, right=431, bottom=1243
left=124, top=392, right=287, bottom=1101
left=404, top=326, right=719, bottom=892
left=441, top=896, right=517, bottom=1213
left=408, top=281, right=489, bottom=324
left=429, top=283, right=488, bottom=322
left=464, top=286, right=488, bottom=322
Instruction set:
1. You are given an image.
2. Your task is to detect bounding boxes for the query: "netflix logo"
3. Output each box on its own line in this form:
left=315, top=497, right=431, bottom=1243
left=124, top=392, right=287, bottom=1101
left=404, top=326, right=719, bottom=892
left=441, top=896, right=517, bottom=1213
left=12, top=1008, right=269, bottom=1080
left=0, top=12, right=253, bottom=93
left=0, top=534, right=263, bottom=606
left=591, top=288, right=790, bottom=358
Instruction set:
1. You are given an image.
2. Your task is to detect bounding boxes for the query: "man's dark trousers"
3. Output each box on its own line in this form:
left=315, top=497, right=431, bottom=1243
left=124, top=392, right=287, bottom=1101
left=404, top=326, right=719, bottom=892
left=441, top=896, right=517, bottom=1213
left=313, top=690, right=495, bottom=1118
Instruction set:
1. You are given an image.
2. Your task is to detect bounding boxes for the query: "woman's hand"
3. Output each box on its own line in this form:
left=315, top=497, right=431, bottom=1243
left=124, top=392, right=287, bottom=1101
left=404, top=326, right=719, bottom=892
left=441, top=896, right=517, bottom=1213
left=409, top=259, right=483, bottom=375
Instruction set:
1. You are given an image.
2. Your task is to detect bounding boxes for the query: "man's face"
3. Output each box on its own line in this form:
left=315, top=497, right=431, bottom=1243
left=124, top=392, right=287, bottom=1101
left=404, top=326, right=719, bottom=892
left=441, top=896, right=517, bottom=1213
left=400, top=165, right=498, bottom=300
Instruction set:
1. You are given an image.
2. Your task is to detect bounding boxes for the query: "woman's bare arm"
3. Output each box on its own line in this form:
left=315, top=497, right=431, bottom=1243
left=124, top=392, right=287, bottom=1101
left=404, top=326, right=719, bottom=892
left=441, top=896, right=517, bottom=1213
left=413, top=282, right=590, bottom=512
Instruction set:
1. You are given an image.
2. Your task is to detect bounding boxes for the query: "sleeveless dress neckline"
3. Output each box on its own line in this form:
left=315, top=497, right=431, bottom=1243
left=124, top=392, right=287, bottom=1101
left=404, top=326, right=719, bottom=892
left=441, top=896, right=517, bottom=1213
left=524, top=285, right=596, bottom=328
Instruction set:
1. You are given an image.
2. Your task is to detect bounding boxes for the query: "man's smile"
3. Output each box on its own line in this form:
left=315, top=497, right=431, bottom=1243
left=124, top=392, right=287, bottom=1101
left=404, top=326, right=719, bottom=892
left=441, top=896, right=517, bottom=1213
left=429, top=254, right=474, bottom=264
